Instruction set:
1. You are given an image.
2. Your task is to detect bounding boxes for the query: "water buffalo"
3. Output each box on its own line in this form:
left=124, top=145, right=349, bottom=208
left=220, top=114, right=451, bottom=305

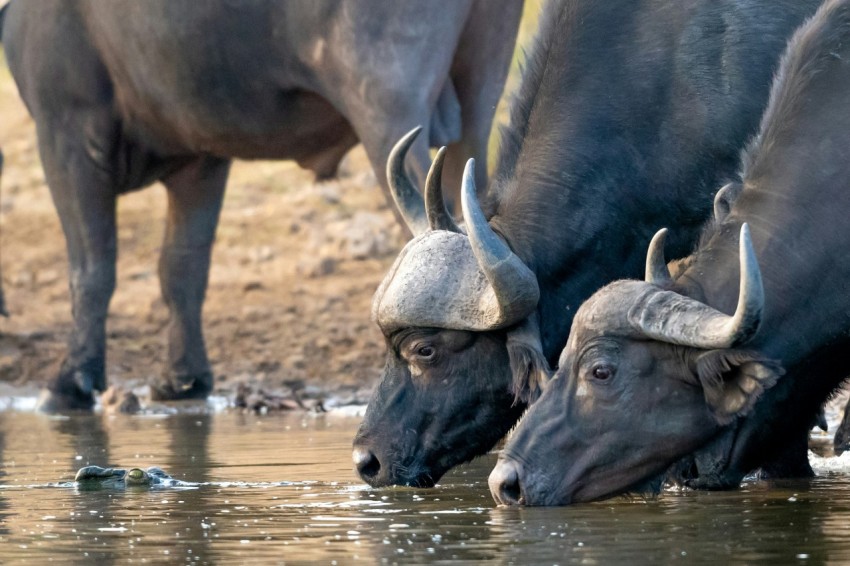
left=490, top=0, right=850, bottom=505
left=352, top=0, right=821, bottom=487
left=0, top=0, right=523, bottom=410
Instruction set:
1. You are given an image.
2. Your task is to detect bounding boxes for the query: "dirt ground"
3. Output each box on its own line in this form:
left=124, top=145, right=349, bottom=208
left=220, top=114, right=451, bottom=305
left=0, top=61, right=405, bottom=408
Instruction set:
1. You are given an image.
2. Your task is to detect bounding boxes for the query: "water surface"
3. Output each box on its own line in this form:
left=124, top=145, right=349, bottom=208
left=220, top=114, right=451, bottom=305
left=1, top=410, right=850, bottom=564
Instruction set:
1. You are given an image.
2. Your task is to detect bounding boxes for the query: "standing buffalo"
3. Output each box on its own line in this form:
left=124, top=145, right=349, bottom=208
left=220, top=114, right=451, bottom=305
left=0, top=0, right=523, bottom=410
left=490, top=0, right=850, bottom=505
left=352, top=0, right=821, bottom=487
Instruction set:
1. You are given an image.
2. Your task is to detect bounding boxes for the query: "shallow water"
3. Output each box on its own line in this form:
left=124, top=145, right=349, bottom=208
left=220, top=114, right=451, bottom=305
left=2, top=410, right=850, bottom=564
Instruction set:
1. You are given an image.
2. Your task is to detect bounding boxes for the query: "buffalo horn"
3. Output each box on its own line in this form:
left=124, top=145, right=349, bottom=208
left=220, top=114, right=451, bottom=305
left=387, top=127, right=429, bottom=235
left=424, top=146, right=461, bottom=233
left=461, top=159, right=540, bottom=327
left=645, top=228, right=673, bottom=286
left=724, top=223, right=764, bottom=345
left=631, top=223, right=763, bottom=349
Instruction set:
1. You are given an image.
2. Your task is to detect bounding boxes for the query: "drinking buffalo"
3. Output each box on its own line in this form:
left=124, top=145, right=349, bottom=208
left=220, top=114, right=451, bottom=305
left=490, top=0, right=850, bottom=505
left=353, top=0, right=820, bottom=487
left=0, top=0, right=522, bottom=410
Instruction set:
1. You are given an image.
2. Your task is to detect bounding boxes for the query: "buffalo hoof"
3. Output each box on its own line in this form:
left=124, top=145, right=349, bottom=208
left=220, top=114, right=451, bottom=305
left=150, top=373, right=213, bottom=401
left=757, top=458, right=814, bottom=480
left=683, top=471, right=744, bottom=491
left=36, top=387, right=96, bottom=413
left=37, top=364, right=103, bottom=412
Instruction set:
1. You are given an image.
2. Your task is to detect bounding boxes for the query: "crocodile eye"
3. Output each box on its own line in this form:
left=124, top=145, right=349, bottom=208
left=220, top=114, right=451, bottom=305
left=128, top=468, right=145, bottom=480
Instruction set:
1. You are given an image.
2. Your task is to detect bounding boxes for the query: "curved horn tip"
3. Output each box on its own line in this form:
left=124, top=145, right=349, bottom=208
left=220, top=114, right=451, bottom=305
left=399, top=125, right=423, bottom=146
left=424, top=147, right=461, bottom=233
left=463, top=158, right=476, bottom=189
left=425, top=146, right=448, bottom=191
left=645, top=228, right=673, bottom=286
left=460, top=158, right=477, bottom=214
left=387, top=126, right=428, bottom=236
left=729, top=222, right=764, bottom=346
left=738, top=223, right=758, bottom=280
left=461, top=159, right=494, bottom=252
left=386, top=126, right=422, bottom=173
left=386, top=126, right=423, bottom=166
left=738, top=223, right=761, bottom=290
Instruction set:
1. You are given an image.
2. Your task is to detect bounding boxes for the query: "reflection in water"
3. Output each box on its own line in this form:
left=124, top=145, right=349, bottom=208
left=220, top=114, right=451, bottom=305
left=54, top=414, right=116, bottom=565
left=1, top=412, right=850, bottom=562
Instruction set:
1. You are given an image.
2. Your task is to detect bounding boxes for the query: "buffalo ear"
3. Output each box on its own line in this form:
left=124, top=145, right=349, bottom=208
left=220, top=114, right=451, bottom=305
left=693, top=349, right=784, bottom=426
left=713, top=182, right=743, bottom=223
left=506, top=315, right=551, bottom=405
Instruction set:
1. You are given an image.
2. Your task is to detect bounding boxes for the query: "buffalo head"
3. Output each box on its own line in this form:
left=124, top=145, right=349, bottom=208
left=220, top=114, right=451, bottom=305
left=353, top=128, right=548, bottom=487
left=489, top=225, right=783, bottom=505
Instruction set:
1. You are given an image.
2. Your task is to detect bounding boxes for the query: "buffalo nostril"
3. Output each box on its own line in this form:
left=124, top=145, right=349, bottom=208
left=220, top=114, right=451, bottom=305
left=353, top=447, right=381, bottom=479
left=489, top=460, right=524, bottom=505
left=500, top=473, right=523, bottom=505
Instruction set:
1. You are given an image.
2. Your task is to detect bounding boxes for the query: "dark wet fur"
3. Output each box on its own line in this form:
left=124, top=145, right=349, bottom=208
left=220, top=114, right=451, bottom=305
left=689, top=1, right=850, bottom=257
left=742, top=0, right=850, bottom=181
left=493, top=0, right=578, bottom=189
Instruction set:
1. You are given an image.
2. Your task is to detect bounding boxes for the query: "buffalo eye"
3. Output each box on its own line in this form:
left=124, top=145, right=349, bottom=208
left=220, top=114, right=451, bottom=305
left=417, top=345, right=436, bottom=360
left=591, top=364, right=614, bottom=381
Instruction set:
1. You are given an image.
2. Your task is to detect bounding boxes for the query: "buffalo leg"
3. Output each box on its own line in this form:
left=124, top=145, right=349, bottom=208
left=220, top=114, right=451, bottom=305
left=441, top=0, right=524, bottom=209
left=36, top=127, right=118, bottom=412
left=352, top=115, right=435, bottom=237
left=758, top=424, right=815, bottom=479
left=150, top=156, right=230, bottom=401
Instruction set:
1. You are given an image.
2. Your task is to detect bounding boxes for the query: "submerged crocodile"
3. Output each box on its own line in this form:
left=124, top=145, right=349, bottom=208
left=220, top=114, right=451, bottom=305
left=74, top=466, right=193, bottom=489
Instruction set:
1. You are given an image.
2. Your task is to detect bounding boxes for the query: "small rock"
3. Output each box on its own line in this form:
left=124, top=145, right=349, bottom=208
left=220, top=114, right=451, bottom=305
left=12, top=271, right=34, bottom=287
left=284, top=355, right=307, bottom=370
left=36, top=269, right=60, bottom=285
left=234, top=382, right=303, bottom=413
left=0, top=342, right=23, bottom=381
left=256, top=360, right=281, bottom=373
left=249, top=246, right=275, bottom=263
left=316, top=183, right=342, bottom=204
left=326, top=211, right=396, bottom=260
left=355, top=170, right=378, bottom=187
left=128, top=269, right=153, bottom=281
left=296, top=256, right=337, bottom=278
left=101, top=386, right=141, bottom=414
